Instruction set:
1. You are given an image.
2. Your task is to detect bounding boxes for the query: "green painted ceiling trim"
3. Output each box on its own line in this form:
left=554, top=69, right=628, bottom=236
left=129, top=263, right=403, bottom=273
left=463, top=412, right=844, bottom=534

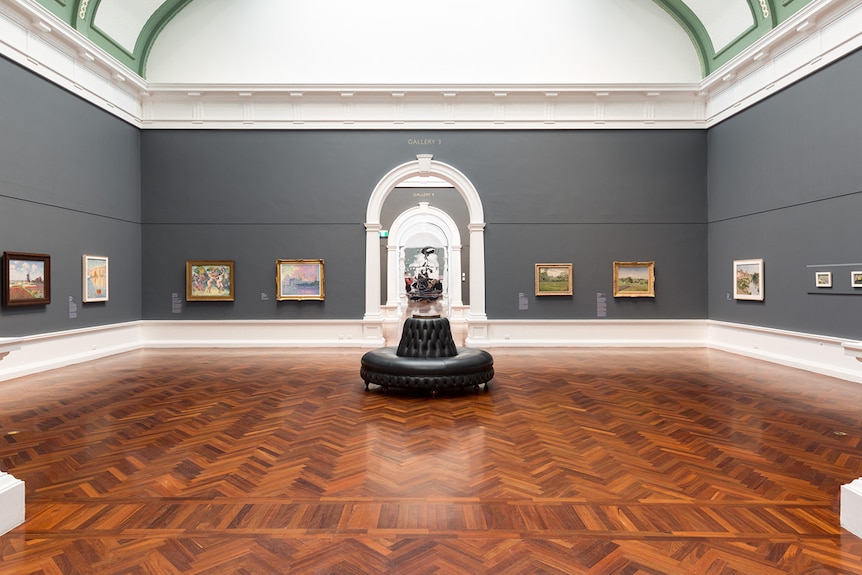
left=651, top=0, right=711, bottom=77
left=138, top=0, right=197, bottom=79
left=775, top=0, right=811, bottom=22
left=706, top=0, right=777, bottom=71
left=70, top=0, right=142, bottom=74
left=37, top=0, right=74, bottom=25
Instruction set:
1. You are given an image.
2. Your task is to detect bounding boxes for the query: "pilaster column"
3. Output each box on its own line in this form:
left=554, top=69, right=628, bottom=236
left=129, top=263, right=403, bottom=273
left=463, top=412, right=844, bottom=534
left=364, top=223, right=383, bottom=320
left=467, top=223, right=487, bottom=320
left=449, top=244, right=463, bottom=307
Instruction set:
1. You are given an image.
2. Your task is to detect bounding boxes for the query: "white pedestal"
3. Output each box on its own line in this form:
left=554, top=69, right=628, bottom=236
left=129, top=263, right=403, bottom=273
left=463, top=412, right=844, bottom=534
left=841, top=478, right=862, bottom=538
left=0, top=471, right=24, bottom=536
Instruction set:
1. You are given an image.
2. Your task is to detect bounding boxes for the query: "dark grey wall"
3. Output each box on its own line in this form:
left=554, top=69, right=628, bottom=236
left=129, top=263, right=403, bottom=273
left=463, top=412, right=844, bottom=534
left=707, top=50, right=862, bottom=340
left=0, top=57, right=141, bottom=336
left=142, top=130, right=707, bottom=320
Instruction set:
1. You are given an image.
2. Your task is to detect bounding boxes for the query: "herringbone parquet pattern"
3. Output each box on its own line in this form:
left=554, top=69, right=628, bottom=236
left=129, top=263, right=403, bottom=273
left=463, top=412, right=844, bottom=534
left=1, top=347, right=862, bottom=574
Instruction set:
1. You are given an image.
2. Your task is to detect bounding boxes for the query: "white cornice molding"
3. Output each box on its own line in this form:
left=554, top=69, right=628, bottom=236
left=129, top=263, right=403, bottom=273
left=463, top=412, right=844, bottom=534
left=0, top=0, right=860, bottom=129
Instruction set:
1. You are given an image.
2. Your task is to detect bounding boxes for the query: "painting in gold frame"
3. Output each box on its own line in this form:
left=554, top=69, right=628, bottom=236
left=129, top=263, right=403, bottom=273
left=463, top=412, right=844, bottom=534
left=535, top=263, right=572, bottom=296
left=186, top=260, right=235, bottom=301
left=613, top=261, right=655, bottom=298
left=277, top=259, right=325, bottom=301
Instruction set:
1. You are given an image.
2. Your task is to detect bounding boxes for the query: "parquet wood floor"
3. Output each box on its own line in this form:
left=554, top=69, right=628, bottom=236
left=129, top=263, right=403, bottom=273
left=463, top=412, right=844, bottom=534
left=1, top=347, right=862, bottom=574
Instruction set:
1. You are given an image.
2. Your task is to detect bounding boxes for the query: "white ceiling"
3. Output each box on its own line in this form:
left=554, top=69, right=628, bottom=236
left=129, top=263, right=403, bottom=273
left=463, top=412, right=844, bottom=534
left=1, top=0, right=860, bottom=129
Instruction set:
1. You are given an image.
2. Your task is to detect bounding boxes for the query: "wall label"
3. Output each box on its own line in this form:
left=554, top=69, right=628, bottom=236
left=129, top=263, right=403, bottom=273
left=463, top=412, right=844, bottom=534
left=407, top=139, right=441, bottom=145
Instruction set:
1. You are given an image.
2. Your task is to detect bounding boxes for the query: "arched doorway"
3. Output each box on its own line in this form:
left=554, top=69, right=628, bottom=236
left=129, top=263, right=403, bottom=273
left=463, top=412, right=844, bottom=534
left=363, top=154, right=487, bottom=343
left=384, top=202, right=463, bottom=319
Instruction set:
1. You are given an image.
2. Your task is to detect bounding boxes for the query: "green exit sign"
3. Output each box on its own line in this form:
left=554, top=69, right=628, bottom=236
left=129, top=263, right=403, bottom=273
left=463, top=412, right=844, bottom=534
left=379, top=230, right=389, bottom=238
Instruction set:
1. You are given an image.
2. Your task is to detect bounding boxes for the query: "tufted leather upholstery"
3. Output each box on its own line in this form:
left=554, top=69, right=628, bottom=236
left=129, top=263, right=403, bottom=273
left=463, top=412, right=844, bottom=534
left=361, top=316, right=494, bottom=396
left=396, top=317, right=458, bottom=358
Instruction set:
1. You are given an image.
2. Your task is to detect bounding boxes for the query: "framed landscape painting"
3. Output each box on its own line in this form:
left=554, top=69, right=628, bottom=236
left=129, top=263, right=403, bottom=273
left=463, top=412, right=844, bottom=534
left=186, top=260, right=235, bottom=301
left=535, top=263, right=572, bottom=296
left=815, top=271, right=832, bottom=288
left=733, top=258, right=764, bottom=301
left=277, top=259, right=325, bottom=301
left=852, top=271, right=862, bottom=288
left=2, top=251, right=51, bottom=307
left=83, top=255, right=109, bottom=302
left=613, top=261, right=655, bottom=298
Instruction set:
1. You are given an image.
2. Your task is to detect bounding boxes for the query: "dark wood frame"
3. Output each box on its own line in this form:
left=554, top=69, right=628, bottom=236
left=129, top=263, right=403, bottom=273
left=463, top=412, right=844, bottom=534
left=2, top=251, right=51, bottom=307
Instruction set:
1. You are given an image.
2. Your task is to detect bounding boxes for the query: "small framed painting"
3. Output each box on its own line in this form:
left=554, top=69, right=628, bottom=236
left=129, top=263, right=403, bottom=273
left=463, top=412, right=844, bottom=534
left=535, top=263, right=572, bottom=296
left=613, top=261, right=655, bottom=298
left=2, top=251, right=51, bottom=307
left=277, top=259, right=325, bottom=301
left=186, top=260, right=235, bottom=301
left=814, top=271, right=832, bottom=288
left=83, top=255, right=109, bottom=302
left=733, top=258, right=764, bottom=301
left=852, top=271, right=862, bottom=288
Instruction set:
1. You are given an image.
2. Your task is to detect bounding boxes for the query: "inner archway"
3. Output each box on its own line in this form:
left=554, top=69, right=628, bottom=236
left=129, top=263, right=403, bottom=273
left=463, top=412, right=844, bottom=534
left=364, top=154, right=487, bottom=342
left=385, top=202, right=463, bottom=320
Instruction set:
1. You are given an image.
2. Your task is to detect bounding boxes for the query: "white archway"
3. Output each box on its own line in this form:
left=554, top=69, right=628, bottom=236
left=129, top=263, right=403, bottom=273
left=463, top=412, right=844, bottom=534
left=364, top=155, right=487, bottom=341
left=385, top=202, right=463, bottom=318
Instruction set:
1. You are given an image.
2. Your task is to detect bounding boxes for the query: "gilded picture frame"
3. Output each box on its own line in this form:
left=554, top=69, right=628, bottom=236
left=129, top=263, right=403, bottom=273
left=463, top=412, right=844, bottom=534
left=733, top=258, right=764, bottom=301
left=186, top=260, right=235, bottom=301
left=277, top=259, right=325, bottom=301
left=82, top=255, right=109, bottom=302
left=613, top=261, right=655, bottom=298
left=535, top=263, right=572, bottom=296
left=2, top=251, right=51, bottom=307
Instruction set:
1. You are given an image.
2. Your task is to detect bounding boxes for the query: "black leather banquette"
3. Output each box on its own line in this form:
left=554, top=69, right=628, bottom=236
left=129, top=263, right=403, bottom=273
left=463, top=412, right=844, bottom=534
left=360, top=316, right=494, bottom=396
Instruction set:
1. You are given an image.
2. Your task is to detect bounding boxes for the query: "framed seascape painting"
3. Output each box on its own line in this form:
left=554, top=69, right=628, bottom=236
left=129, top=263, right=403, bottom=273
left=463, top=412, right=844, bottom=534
left=613, top=261, right=655, bottom=298
left=852, top=271, right=862, bottom=288
left=186, top=260, right=235, bottom=301
left=2, top=251, right=51, bottom=307
left=277, top=259, right=325, bottom=301
left=815, top=271, right=832, bottom=288
left=83, top=255, right=109, bottom=302
left=733, top=258, right=764, bottom=301
left=535, top=263, right=572, bottom=296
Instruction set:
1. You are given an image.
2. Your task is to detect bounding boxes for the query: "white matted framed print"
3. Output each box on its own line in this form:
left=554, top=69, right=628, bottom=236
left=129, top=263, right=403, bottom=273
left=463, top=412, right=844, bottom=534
left=814, top=271, right=832, bottom=288
left=733, top=258, right=764, bottom=301
left=83, top=255, right=109, bottom=302
left=852, top=271, right=862, bottom=288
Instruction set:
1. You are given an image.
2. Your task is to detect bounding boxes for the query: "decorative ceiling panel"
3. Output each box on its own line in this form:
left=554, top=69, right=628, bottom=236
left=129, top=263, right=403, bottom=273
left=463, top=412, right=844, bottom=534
left=93, top=0, right=166, bottom=53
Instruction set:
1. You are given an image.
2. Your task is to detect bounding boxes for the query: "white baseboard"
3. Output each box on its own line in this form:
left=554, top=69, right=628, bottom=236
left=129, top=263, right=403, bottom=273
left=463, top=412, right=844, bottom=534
left=0, top=471, right=24, bottom=536
left=477, top=319, right=709, bottom=348
left=841, top=479, right=862, bottom=538
left=708, top=320, right=862, bottom=385
left=1, top=319, right=861, bottom=386
left=0, top=322, right=142, bottom=382
left=141, top=319, right=383, bottom=349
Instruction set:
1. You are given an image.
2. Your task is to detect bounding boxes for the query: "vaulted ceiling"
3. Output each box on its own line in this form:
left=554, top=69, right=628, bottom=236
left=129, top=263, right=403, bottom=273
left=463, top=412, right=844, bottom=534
left=2, top=0, right=858, bottom=128
left=35, top=0, right=815, bottom=81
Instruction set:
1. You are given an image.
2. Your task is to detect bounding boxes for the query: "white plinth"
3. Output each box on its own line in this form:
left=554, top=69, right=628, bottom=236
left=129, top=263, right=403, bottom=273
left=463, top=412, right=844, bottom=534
left=0, top=471, right=24, bottom=536
left=841, top=478, right=862, bottom=538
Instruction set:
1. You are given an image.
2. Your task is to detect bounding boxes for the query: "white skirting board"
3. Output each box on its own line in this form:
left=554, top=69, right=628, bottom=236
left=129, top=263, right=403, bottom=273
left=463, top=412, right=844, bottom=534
left=1, top=319, right=861, bottom=385
left=708, top=321, right=862, bottom=385
left=0, top=471, right=24, bottom=536
left=841, top=479, right=862, bottom=538
left=0, top=322, right=142, bottom=382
